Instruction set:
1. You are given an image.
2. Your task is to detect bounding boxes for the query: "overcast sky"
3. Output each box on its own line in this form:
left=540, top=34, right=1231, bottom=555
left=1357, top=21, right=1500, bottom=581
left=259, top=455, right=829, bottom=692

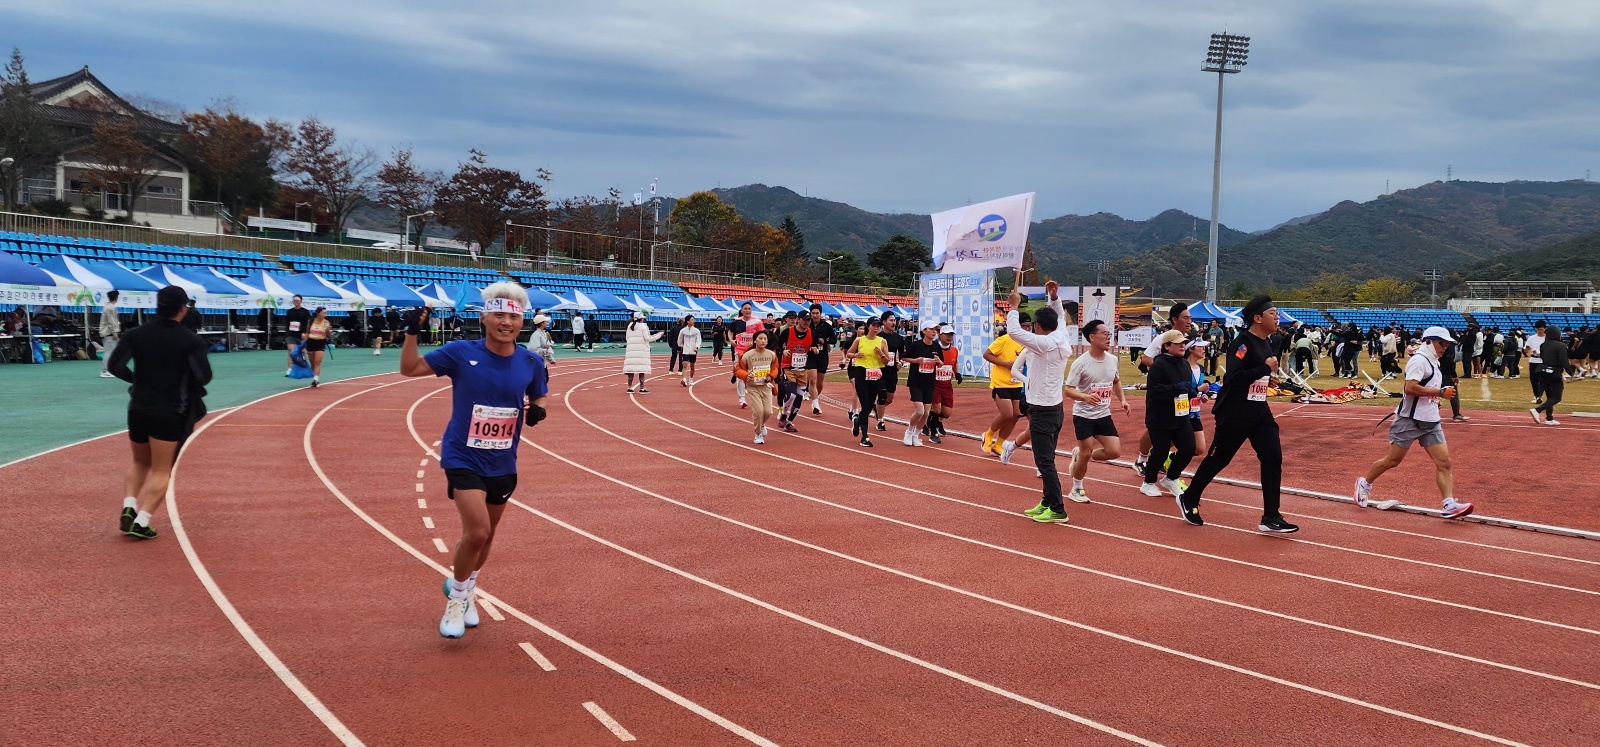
left=9, top=0, right=1598, bottom=230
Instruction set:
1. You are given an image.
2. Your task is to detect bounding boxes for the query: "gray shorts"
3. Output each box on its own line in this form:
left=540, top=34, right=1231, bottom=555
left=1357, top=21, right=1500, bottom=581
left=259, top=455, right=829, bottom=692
left=1389, top=416, right=1445, bottom=449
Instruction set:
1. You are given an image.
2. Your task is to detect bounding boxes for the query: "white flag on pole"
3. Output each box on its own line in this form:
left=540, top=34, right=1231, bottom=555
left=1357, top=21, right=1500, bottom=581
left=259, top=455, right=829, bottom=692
left=650, top=179, right=657, bottom=196
left=930, top=192, right=1035, bottom=272
left=633, top=192, right=644, bottom=206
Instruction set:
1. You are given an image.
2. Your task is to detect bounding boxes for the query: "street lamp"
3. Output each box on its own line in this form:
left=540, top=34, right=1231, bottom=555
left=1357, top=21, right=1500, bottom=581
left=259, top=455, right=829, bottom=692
left=1091, top=259, right=1112, bottom=286
left=818, top=255, right=843, bottom=290
left=649, top=240, right=672, bottom=281
left=1202, top=31, right=1249, bottom=304
left=404, top=209, right=435, bottom=264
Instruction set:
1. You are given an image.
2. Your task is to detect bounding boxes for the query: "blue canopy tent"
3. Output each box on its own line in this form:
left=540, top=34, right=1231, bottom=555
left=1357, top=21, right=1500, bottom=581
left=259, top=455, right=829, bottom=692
left=577, top=290, right=630, bottom=311
left=343, top=279, right=430, bottom=309
left=2, top=249, right=87, bottom=360
left=1187, top=301, right=1241, bottom=325
left=453, top=282, right=483, bottom=311
left=817, top=301, right=849, bottom=318
left=523, top=286, right=568, bottom=312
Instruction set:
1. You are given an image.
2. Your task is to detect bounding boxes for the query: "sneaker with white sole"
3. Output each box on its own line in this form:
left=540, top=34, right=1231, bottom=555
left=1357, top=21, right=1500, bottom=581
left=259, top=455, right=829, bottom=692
left=463, top=591, right=480, bottom=628
left=1441, top=498, right=1474, bottom=519
left=1130, top=457, right=1147, bottom=478
left=999, top=440, right=1017, bottom=464
left=1157, top=477, right=1184, bottom=497
left=1353, top=477, right=1371, bottom=508
left=754, top=433, right=765, bottom=444
left=1178, top=495, right=1203, bottom=526
left=1544, top=419, right=1561, bottom=426
left=1258, top=515, right=1299, bottom=533
left=1067, top=487, right=1091, bottom=504
left=1139, top=482, right=1162, bottom=497
left=1529, top=408, right=1542, bottom=424
left=100, top=371, right=114, bottom=378
left=440, top=596, right=468, bottom=638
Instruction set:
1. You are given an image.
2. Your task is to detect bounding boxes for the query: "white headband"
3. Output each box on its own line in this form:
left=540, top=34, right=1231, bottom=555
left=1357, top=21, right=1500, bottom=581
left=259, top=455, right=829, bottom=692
left=481, top=298, right=525, bottom=314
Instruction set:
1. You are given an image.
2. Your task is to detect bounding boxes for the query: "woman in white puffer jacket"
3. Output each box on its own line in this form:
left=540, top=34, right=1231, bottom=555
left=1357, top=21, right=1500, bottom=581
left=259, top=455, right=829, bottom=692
left=623, top=312, right=663, bottom=393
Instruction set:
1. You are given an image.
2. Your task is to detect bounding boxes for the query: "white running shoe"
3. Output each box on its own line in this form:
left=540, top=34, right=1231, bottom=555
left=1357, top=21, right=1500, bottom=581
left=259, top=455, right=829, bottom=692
left=761, top=426, right=769, bottom=437
left=754, top=433, right=765, bottom=444
left=1441, top=498, right=1475, bottom=519
left=1353, top=477, right=1371, bottom=508
left=1529, top=408, right=1541, bottom=423
left=1035, top=469, right=1042, bottom=478
left=1544, top=418, right=1561, bottom=426
left=440, top=597, right=467, bottom=638
left=99, top=371, right=114, bottom=378
left=912, top=435, right=925, bottom=447
left=1067, top=486, right=1091, bottom=504
left=373, top=349, right=381, bottom=356
left=999, top=440, right=1017, bottom=465
left=1139, top=482, right=1162, bottom=497
left=463, top=590, right=480, bottom=628
left=903, top=428, right=915, bottom=446
left=812, top=403, right=822, bottom=415
left=1157, top=477, right=1185, bottom=497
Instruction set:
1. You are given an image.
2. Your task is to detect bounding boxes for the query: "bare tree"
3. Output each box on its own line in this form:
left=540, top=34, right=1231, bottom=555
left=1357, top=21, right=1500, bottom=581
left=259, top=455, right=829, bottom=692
left=123, top=92, right=187, bottom=124
left=285, top=116, right=374, bottom=237
left=374, top=146, right=442, bottom=244
left=434, top=149, right=545, bottom=256
left=80, top=118, right=165, bottom=222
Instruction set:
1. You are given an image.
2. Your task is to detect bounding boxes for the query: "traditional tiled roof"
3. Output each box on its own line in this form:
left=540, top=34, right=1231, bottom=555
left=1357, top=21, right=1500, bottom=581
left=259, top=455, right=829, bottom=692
left=27, top=66, right=185, bottom=136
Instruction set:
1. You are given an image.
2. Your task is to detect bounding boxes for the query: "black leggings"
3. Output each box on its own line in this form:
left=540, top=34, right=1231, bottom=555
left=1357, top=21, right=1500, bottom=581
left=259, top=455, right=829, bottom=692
left=1536, top=374, right=1564, bottom=418
left=1183, top=416, right=1283, bottom=518
left=1142, top=423, right=1196, bottom=484
left=778, top=376, right=805, bottom=421
left=853, top=373, right=881, bottom=437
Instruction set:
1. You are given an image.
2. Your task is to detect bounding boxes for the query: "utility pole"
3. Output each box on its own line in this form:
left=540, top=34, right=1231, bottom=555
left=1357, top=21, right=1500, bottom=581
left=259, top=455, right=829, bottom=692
left=1422, top=268, right=1443, bottom=309
left=1092, top=259, right=1112, bottom=286
left=1201, top=32, right=1250, bottom=304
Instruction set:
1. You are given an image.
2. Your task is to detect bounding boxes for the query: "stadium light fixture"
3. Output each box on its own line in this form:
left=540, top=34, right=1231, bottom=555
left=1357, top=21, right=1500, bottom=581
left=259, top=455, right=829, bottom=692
left=1201, top=32, right=1249, bottom=304
left=404, top=210, right=435, bottom=265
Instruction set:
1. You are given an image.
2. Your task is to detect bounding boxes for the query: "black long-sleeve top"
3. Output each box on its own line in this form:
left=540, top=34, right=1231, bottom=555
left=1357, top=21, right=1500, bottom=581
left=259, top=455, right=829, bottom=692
left=108, top=318, right=212, bottom=416
left=1538, top=338, right=1572, bottom=375
left=1143, top=351, right=1195, bottom=428
left=1213, top=329, right=1276, bottom=422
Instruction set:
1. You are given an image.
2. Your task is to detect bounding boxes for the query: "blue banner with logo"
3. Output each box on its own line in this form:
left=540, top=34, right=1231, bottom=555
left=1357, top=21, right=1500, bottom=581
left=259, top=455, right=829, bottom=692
left=917, top=270, right=995, bottom=379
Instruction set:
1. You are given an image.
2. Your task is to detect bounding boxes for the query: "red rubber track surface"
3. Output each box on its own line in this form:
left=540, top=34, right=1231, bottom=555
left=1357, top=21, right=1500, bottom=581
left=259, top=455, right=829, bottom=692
left=6, top=356, right=1600, bottom=746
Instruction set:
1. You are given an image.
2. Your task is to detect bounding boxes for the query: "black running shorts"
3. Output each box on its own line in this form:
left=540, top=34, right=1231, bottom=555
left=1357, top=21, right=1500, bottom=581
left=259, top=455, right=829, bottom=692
left=992, top=387, right=1023, bottom=401
left=907, top=379, right=934, bottom=404
left=445, top=469, right=519, bottom=506
left=1191, top=417, right=1205, bottom=432
left=128, top=407, right=195, bottom=444
left=806, top=350, right=830, bottom=372
left=680, top=353, right=697, bottom=364
left=1072, top=415, right=1119, bottom=441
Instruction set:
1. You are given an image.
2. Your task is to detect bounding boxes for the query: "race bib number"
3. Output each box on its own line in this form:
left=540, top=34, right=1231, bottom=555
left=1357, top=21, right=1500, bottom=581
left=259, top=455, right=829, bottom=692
left=790, top=352, right=807, bottom=369
left=1248, top=377, right=1270, bottom=402
left=865, top=368, right=883, bottom=381
left=288, top=321, right=301, bottom=332
left=736, top=332, right=754, bottom=349
left=1190, top=396, right=1204, bottom=416
left=918, top=360, right=936, bottom=374
left=935, top=365, right=954, bottom=382
left=886, top=352, right=898, bottom=366
left=1091, top=383, right=1113, bottom=401
left=1173, top=394, right=1190, bottom=416
left=467, top=405, right=518, bottom=450
left=750, top=368, right=771, bottom=385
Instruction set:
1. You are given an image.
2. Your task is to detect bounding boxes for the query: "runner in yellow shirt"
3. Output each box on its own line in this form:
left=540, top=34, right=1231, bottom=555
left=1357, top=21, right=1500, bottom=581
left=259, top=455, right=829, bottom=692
left=982, top=311, right=1031, bottom=456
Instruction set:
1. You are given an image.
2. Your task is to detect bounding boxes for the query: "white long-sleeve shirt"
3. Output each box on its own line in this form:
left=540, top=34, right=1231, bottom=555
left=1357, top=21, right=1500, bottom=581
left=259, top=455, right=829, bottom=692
left=1005, top=294, right=1070, bottom=407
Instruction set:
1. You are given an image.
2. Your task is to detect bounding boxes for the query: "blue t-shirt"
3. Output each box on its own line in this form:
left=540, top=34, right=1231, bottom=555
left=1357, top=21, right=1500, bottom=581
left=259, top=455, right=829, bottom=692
left=425, top=339, right=549, bottom=477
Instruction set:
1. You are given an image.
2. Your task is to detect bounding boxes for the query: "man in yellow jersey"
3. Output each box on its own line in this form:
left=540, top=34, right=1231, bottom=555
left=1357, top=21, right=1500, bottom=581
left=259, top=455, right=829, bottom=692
left=982, top=311, right=1031, bottom=456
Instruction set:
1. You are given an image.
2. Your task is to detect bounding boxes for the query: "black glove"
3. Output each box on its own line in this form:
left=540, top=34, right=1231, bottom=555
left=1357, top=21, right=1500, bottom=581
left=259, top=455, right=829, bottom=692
left=954, top=372, right=964, bottom=384
left=524, top=403, right=547, bottom=427
left=404, top=308, right=429, bottom=336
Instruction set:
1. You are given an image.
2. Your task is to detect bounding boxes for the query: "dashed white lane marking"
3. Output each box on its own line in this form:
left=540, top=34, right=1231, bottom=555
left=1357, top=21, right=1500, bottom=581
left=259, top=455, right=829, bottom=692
left=582, top=702, right=636, bottom=742
left=432, top=537, right=449, bottom=553
left=422, top=516, right=434, bottom=529
left=419, top=458, right=428, bottom=467
left=417, top=498, right=427, bottom=509
left=519, top=641, right=557, bottom=671
left=415, top=483, right=425, bottom=493
left=478, top=597, right=505, bottom=621
left=432, top=440, right=440, bottom=447
left=416, top=470, right=425, bottom=479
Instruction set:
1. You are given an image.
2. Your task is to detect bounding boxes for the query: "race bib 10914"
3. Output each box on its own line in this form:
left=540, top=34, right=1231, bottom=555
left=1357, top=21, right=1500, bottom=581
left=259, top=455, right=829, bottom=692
left=467, top=404, right=518, bottom=450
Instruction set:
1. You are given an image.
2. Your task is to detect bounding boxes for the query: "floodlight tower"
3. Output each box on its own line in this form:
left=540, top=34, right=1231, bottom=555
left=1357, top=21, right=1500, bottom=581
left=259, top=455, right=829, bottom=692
left=1202, top=32, right=1249, bottom=303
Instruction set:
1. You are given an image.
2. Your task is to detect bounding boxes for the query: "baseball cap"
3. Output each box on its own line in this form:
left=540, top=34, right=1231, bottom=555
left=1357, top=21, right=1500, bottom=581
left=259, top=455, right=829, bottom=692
left=1185, top=337, right=1209, bottom=352
left=1421, top=326, right=1456, bottom=343
left=922, top=318, right=941, bottom=329
left=938, top=324, right=955, bottom=335
left=532, top=314, right=549, bottom=325
left=1155, top=329, right=1187, bottom=347
left=632, top=311, right=646, bottom=320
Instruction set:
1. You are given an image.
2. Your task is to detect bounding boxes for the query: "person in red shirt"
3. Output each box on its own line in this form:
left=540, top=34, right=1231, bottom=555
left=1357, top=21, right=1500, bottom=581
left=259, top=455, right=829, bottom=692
left=926, top=324, right=962, bottom=443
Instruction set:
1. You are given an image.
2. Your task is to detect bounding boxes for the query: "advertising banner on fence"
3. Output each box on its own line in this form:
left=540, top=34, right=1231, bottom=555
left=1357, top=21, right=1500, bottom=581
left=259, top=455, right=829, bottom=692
left=918, top=270, right=995, bottom=379
left=1081, top=286, right=1117, bottom=328
left=247, top=216, right=314, bottom=233
left=930, top=193, right=1035, bottom=273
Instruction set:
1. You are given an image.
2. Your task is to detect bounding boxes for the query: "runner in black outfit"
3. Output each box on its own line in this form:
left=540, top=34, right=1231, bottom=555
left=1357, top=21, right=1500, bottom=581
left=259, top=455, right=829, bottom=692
left=874, top=312, right=904, bottom=432
left=108, top=286, right=212, bottom=540
left=1176, top=295, right=1298, bottom=533
left=807, top=305, right=836, bottom=416
left=284, top=295, right=310, bottom=375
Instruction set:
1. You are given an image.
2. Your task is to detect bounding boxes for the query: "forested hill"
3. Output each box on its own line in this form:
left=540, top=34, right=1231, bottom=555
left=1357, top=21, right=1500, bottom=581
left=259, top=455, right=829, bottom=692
left=1460, top=229, right=1600, bottom=285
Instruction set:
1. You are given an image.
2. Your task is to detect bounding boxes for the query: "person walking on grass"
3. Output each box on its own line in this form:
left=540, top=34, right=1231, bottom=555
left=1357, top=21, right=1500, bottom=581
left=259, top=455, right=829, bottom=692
left=677, top=315, right=702, bottom=386
left=984, top=311, right=1031, bottom=457
left=623, top=312, right=663, bottom=394
left=1138, top=330, right=1197, bottom=499
left=99, top=290, right=121, bottom=378
left=108, top=286, right=211, bottom=540
left=1004, top=282, right=1074, bottom=523
left=736, top=330, right=779, bottom=444
left=1353, top=326, right=1474, bottom=520
left=1060, top=319, right=1128, bottom=505
left=1531, top=326, right=1573, bottom=425
left=304, top=307, right=332, bottom=388
left=1175, top=296, right=1298, bottom=533
left=399, top=284, right=549, bottom=639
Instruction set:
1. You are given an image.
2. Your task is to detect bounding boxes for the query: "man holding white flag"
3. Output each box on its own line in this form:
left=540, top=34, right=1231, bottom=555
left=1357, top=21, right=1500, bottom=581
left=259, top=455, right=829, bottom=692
left=930, top=193, right=1035, bottom=272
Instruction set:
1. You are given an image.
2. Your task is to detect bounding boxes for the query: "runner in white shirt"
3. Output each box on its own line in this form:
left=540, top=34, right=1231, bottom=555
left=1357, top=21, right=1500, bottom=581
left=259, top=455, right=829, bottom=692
left=1524, top=321, right=1546, bottom=404
left=1353, top=327, right=1474, bottom=519
left=1004, top=282, right=1073, bottom=523
left=1063, top=319, right=1130, bottom=504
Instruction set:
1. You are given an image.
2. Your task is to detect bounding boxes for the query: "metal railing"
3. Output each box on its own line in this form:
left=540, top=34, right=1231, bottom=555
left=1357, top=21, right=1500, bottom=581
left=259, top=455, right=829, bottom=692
left=808, top=282, right=914, bottom=297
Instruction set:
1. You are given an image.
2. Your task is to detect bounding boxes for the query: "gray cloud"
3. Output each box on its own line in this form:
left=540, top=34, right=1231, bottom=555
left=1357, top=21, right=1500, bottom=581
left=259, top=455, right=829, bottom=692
left=8, top=0, right=1599, bottom=230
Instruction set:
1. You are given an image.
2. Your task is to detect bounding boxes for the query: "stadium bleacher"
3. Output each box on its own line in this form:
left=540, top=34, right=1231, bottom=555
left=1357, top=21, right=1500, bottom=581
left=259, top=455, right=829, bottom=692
left=1469, top=311, right=1600, bottom=330
left=1323, top=308, right=1469, bottom=329
left=3, top=231, right=277, bottom=278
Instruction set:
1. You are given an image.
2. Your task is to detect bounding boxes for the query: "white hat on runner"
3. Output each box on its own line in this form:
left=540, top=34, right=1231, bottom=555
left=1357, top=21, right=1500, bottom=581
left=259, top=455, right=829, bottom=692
left=938, top=324, right=955, bottom=335
left=1421, top=326, right=1456, bottom=343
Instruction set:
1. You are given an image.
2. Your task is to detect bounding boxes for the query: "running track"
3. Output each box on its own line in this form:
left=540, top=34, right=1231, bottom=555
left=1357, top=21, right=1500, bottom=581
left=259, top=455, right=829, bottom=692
left=6, top=356, right=1600, bottom=746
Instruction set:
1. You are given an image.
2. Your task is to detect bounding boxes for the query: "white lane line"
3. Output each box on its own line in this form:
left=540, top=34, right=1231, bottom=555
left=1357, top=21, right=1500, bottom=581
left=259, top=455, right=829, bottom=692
left=168, top=384, right=404, bottom=747
left=415, top=483, right=425, bottom=493
left=432, top=440, right=441, bottom=447
left=519, top=641, right=558, bottom=671
left=417, top=498, right=427, bottom=509
left=524, top=425, right=1600, bottom=695
left=328, top=382, right=780, bottom=747
left=477, top=596, right=505, bottom=621
left=417, top=470, right=425, bottom=479
left=679, top=381, right=1600, bottom=629
left=432, top=537, right=449, bottom=553
left=583, top=701, right=636, bottom=742
left=422, top=516, right=434, bottom=530
left=420, top=458, right=428, bottom=467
